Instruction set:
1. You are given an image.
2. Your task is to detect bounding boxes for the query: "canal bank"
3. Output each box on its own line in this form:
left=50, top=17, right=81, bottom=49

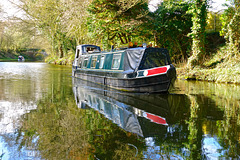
left=176, top=45, right=240, bottom=84
left=46, top=54, right=240, bottom=85
left=0, top=49, right=45, bottom=62
left=177, top=62, right=240, bottom=84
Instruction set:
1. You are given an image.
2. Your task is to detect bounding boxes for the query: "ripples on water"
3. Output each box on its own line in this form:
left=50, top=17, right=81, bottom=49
left=0, top=62, right=239, bottom=160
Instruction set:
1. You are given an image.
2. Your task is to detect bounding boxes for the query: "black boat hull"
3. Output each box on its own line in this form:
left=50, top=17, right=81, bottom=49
left=73, top=70, right=175, bottom=93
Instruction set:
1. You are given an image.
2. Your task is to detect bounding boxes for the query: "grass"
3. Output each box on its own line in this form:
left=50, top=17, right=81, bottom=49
left=45, top=52, right=75, bottom=65
left=177, top=45, right=240, bottom=84
left=0, top=58, right=18, bottom=62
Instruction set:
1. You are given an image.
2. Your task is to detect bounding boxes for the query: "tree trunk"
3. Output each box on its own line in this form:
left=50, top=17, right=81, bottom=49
left=225, top=1, right=240, bottom=59
left=187, top=0, right=207, bottom=69
left=59, top=45, right=64, bottom=58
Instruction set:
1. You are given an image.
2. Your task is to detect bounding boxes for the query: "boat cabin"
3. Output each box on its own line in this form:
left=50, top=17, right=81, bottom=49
left=73, top=44, right=172, bottom=79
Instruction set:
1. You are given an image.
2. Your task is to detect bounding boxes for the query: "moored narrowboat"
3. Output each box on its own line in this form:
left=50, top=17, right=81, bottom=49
left=72, top=44, right=176, bottom=93
left=18, top=56, right=25, bottom=62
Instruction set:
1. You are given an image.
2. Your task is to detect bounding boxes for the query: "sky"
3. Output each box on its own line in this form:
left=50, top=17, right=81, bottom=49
left=0, top=0, right=231, bottom=17
left=0, top=0, right=22, bottom=18
left=149, top=0, right=230, bottom=12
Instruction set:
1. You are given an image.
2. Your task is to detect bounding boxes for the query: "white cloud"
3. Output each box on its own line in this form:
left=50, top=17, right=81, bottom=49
left=210, top=0, right=230, bottom=11
left=148, top=0, right=230, bottom=12
left=149, top=0, right=162, bottom=12
left=0, top=0, right=23, bottom=17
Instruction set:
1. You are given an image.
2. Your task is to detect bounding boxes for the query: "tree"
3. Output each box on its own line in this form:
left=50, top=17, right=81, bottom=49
left=0, top=4, right=4, bottom=19
left=221, top=0, right=240, bottom=59
left=206, top=11, right=222, bottom=32
left=18, top=0, right=85, bottom=58
left=148, top=0, right=192, bottom=62
left=60, top=0, right=93, bottom=45
left=0, top=4, right=5, bottom=51
left=88, top=0, right=149, bottom=49
left=187, top=0, right=208, bottom=69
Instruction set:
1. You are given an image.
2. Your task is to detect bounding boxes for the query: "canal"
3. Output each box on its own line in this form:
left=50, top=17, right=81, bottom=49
left=0, top=62, right=239, bottom=159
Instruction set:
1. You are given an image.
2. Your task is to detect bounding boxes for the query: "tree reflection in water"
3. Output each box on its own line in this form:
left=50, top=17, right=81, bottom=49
left=175, top=80, right=240, bottom=159
left=17, top=77, right=240, bottom=159
left=186, top=95, right=203, bottom=159
left=18, top=79, right=145, bottom=160
left=217, top=97, right=240, bottom=158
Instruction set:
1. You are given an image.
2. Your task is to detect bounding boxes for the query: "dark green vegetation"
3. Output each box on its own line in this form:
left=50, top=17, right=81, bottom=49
left=0, top=0, right=239, bottom=83
left=0, top=49, right=45, bottom=62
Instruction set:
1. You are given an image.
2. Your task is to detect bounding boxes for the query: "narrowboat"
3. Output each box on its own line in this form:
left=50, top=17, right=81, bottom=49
left=72, top=44, right=176, bottom=93
left=18, top=56, right=25, bottom=62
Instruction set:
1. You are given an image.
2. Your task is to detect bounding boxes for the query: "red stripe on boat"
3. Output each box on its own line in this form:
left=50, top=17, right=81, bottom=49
left=147, top=67, right=168, bottom=76
left=146, top=113, right=167, bottom=125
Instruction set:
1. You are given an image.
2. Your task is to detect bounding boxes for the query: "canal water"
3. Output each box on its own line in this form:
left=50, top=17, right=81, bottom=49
left=0, top=62, right=239, bottom=159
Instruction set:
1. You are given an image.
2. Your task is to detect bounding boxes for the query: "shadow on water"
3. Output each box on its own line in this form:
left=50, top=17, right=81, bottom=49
left=71, top=78, right=240, bottom=159
left=0, top=62, right=239, bottom=159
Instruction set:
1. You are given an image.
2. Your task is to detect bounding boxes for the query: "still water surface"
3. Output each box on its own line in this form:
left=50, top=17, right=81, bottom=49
left=0, top=62, right=239, bottom=159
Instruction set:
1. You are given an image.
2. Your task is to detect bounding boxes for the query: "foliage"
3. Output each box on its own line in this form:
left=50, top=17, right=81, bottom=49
left=178, top=0, right=240, bottom=84
left=1, top=21, right=37, bottom=50
left=220, top=5, right=235, bottom=37
left=220, top=0, right=240, bottom=60
left=0, top=18, right=49, bottom=62
left=87, top=0, right=149, bottom=49
left=60, top=0, right=93, bottom=45
left=148, top=1, right=192, bottom=62
left=187, top=0, right=208, bottom=68
left=206, top=11, right=222, bottom=32
left=0, top=4, right=4, bottom=20
left=45, top=51, right=75, bottom=65
left=18, top=0, right=89, bottom=58
left=1, top=0, right=239, bottom=69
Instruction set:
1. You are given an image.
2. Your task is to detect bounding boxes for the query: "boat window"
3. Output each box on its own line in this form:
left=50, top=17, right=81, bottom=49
left=85, top=46, right=100, bottom=54
left=140, top=51, right=169, bottom=69
left=99, top=55, right=105, bottom=69
left=76, top=49, right=80, bottom=58
left=112, top=54, right=121, bottom=69
left=91, top=56, right=98, bottom=68
left=78, top=57, right=83, bottom=68
left=83, top=57, right=89, bottom=68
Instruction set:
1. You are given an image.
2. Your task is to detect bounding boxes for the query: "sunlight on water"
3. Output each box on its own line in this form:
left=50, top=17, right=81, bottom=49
left=0, top=62, right=46, bottom=79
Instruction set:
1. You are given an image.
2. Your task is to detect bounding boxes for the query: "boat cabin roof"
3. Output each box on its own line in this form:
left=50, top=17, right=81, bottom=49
left=77, top=44, right=101, bottom=55
left=124, top=47, right=171, bottom=72
left=75, top=44, right=171, bottom=72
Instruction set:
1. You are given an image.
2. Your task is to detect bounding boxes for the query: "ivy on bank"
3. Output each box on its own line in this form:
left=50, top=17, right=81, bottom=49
left=187, top=0, right=208, bottom=69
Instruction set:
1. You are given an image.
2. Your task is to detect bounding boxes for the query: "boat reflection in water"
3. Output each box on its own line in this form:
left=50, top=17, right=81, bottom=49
left=72, top=78, right=237, bottom=159
left=72, top=78, right=187, bottom=138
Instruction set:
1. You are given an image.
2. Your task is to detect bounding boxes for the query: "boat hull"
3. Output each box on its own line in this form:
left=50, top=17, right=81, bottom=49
left=73, top=69, right=175, bottom=93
